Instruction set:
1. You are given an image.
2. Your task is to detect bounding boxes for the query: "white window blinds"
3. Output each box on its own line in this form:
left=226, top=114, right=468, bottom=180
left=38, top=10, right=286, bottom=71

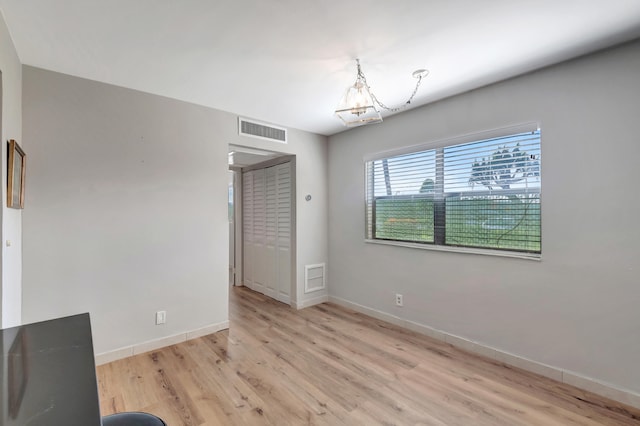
left=366, top=130, right=541, bottom=254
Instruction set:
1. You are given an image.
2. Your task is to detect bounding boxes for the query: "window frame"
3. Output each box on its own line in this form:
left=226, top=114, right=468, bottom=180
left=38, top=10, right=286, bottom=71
left=364, top=123, right=542, bottom=260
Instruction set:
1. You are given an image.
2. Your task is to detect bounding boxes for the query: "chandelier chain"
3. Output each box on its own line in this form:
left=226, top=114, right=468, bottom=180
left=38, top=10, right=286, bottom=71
left=356, top=59, right=425, bottom=113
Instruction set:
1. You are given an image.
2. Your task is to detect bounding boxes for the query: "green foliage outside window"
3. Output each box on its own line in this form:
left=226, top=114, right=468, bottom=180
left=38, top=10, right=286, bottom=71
left=374, top=197, right=434, bottom=243
left=374, top=194, right=540, bottom=252
left=445, top=195, right=540, bottom=252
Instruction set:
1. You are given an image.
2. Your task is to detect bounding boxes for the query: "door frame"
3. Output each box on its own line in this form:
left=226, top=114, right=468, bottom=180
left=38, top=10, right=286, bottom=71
left=229, top=166, right=242, bottom=287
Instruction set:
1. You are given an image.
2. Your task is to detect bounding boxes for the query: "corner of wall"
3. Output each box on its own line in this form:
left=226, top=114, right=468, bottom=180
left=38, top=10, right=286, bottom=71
left=0, top=10, right=23, bottom=328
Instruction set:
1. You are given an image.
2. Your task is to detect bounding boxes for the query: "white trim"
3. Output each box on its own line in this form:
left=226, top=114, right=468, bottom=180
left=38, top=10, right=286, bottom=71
left=328, top=295, right=640, bottom=410
left=94, top=320, right=230, bottom=365
left=95, top=347, right=133, bottom=365
left=185, top=322, right=230, bottom=340
left=365, top=239, right=541, bottom=261
left=363, top=122, right=539, bottom=162
left=304, top=263, right=326, bottom=293
left=292, top=294, right=329, bottom=310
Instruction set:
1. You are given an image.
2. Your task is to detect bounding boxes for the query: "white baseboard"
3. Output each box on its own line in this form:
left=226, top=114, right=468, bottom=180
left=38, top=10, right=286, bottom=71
left=328, top=295, right=640, bottom=410
left=95, top=320, right=230, bottom=366
left=292, top=294, right=329, bottom=310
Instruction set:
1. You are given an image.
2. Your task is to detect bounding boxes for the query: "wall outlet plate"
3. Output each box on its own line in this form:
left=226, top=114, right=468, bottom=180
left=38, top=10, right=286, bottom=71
left=395, top=294, right=403, bottom=307
left=155, top=311, right=166, bottom=325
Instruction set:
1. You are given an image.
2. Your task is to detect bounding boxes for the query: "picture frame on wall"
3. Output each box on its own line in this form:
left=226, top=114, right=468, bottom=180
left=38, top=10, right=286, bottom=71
left=7, top=139, right=26, bottom=209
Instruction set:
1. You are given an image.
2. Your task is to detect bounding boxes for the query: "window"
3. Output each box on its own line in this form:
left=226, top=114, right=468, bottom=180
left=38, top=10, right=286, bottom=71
left=365, top=129, right=541, bottom=255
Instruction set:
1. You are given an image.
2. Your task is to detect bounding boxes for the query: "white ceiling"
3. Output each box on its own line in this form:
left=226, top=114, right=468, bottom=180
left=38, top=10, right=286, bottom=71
left=1, top=1, right=640, bottom=136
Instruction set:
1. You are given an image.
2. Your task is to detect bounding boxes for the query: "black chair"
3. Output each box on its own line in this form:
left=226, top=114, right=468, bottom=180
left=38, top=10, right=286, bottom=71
left=102, top=411, right=167, bottom=425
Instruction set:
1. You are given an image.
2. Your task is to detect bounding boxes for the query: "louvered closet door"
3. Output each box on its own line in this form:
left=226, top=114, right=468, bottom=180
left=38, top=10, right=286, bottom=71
left=242, top=170, right=254, bottom=288
left=251, top=168, right=266, bottom=294
left=263, top=166, right=278, bottom=299
left=242, top=162, right=292, bottom=304
left=275, top=163, right=291, bottom=303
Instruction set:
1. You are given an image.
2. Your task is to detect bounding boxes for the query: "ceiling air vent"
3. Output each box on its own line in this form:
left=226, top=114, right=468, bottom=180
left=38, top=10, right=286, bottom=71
left=239, top=117, right=287, bottom=144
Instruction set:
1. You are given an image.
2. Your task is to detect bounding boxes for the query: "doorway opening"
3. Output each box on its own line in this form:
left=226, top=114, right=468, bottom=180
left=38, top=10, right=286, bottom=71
left=228, top=144, right=296, bottom=305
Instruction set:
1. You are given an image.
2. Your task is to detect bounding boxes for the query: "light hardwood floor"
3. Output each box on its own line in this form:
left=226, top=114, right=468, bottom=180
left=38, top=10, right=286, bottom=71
left=97, top=286, right=640, bottom=425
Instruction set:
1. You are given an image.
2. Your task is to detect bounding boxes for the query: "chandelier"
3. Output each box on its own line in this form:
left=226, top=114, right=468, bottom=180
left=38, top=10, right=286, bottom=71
left=335, top=59, right=428, bottom=127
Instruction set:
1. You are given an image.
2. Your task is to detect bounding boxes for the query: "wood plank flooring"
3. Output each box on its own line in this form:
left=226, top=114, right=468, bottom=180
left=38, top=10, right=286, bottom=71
left=97, top=286, right=640, bottom=425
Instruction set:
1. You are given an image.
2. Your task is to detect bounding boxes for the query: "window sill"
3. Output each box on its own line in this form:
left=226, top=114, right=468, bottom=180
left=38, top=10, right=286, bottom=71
left=364, top=239, right=541, bottom=261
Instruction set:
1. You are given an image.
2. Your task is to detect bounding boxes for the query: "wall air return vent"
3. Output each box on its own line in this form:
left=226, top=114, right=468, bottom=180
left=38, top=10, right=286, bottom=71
left=304, top=263, right=326, bottom=294
left=239, top=117, right=287, bottom=144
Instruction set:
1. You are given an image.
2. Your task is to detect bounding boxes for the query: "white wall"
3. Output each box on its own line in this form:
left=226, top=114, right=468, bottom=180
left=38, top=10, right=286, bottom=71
left=230, top=128, right=329, bottom=308
left=328, top=39, right=640, bottom=395
left=21, top=66, right=329, bottom=354
left=21, top=67, right=232, bottom=354
left=286, top=129, right=329, bottom=307
left=0, top=10, right=22, bottom=328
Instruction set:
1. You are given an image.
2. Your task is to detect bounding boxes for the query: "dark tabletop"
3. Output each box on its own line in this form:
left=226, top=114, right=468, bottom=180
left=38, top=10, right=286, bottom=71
left=0, top=312, right=102, bottom=426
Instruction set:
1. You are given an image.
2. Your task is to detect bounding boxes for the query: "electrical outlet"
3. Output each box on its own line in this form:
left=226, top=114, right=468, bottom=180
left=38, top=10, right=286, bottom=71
left=395, top=294, right=403, bottom=307
left=155, top=311, right=166, bottom=325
